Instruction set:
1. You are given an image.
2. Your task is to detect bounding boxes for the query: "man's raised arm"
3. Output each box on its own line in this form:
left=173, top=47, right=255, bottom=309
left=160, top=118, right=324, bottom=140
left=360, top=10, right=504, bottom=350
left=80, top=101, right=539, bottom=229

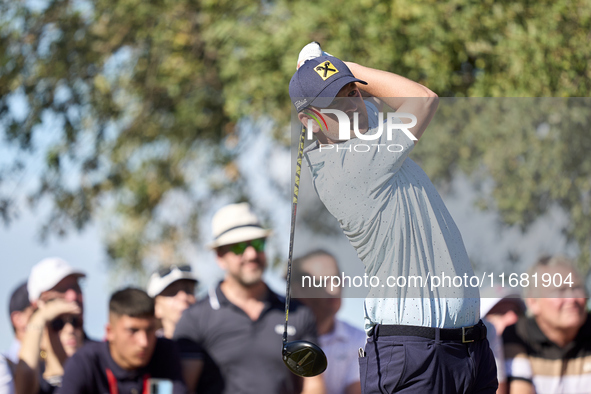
left=345, top=62, right=438, bottom=142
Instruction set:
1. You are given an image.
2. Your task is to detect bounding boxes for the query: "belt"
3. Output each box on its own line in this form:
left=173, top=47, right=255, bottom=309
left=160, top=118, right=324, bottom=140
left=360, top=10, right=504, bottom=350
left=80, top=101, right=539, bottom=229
left=373, top=320, right=487, bottom=343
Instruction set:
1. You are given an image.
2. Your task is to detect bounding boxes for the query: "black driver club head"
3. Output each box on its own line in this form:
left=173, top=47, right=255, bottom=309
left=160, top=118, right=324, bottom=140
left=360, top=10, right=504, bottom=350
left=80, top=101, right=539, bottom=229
left=282, top=340, right=328, bottom=377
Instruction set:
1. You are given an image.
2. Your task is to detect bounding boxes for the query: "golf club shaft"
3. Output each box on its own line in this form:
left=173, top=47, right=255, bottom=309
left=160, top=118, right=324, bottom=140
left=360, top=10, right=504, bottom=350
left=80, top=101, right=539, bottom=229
left=283, top=124, right=306, bottom=344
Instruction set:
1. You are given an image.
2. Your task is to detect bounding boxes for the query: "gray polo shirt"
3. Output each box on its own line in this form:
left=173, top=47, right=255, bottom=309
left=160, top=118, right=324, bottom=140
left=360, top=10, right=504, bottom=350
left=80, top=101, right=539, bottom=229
left=303, top=101, right=479, bottom=332
left=174, top=283, right=318, bottom=394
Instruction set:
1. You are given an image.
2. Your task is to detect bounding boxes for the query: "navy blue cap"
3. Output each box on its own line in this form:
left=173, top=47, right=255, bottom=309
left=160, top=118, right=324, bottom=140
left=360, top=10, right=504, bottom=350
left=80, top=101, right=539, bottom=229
left=9, top=281, right=29, bottom=316
left=289, top=55, right=367, bottom=112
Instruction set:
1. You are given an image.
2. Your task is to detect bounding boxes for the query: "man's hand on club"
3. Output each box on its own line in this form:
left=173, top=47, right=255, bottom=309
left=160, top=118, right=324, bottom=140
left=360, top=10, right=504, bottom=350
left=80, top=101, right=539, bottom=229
left=296, top=42, right=333, bottom=70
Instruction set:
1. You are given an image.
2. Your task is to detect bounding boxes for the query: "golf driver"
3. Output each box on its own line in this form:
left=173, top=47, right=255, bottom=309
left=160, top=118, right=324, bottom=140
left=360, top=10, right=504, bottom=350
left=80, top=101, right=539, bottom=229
left=282, top=124, right=328, bottom=378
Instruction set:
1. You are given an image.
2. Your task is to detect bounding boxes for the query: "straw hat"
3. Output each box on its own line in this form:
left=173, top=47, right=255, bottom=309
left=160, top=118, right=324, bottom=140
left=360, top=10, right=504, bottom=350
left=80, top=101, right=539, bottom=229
left=208, top=203, right=271, bottom=249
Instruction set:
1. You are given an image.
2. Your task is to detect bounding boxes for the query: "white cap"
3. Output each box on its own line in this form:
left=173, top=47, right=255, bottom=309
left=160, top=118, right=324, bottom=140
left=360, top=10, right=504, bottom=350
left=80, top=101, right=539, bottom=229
left=480, top=286, right=525, bottom=317
left=208, top=203, right=271, bottom=249
left=27, top=257, right=86, bottom=302
left=147, top=266, right=198, bottom=297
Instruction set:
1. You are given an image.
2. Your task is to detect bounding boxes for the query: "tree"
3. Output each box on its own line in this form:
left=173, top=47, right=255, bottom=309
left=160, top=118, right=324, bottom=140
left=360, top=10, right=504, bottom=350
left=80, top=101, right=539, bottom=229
left=415, top=98, right=591, bottom=267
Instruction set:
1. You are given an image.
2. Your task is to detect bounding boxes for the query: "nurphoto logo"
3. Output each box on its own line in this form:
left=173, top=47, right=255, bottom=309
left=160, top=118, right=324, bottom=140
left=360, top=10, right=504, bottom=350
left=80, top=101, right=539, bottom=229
left=304, top=108, right=418, bottom=153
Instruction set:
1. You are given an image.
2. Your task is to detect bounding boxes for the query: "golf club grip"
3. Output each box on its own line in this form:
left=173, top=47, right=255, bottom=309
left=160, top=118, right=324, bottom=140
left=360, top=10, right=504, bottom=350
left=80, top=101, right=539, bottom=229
left=283, top=125, right=306, bottom=344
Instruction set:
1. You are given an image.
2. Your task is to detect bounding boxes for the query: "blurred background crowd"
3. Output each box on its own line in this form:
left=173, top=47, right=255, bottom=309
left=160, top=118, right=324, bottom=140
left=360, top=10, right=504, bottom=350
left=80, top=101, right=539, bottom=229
left=1, top=202, right=590, bottom=394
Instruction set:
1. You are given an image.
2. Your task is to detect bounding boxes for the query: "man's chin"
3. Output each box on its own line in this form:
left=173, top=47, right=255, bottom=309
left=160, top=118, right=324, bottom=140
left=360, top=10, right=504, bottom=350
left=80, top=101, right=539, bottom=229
left=240, top=275, right=264, bottom=287
left=559, top=309, right=587, bottom=327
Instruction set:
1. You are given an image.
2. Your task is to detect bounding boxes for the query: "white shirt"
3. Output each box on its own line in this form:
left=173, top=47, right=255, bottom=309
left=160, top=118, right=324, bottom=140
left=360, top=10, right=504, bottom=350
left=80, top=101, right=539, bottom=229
left=304, top=101, right=479, bottom=332
left=320, top=319, right=366, bottom=394
left=0, top=356, right=15, bottom=394
left=3, top=341, right=20, bottom=365
left=483, top=319, right=506, bottom=383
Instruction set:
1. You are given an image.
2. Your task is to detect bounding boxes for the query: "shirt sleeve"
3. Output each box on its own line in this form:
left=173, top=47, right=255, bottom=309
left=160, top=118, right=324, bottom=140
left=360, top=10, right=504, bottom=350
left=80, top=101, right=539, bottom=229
left=484, top=320, right=506, bottom=383
left=0, top=356, right=15, bottom=394
left=173, top=307, right=205, bottom=360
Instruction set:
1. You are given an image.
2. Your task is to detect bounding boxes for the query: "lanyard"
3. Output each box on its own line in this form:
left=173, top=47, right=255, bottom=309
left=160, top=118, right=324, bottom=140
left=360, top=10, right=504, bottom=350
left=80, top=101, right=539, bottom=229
left=106, top=368, right=151, bottom=394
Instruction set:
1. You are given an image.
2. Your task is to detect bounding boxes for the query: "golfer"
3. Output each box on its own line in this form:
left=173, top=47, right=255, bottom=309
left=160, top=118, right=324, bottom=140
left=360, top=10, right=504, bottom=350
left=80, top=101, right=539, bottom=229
left=289, top=43, right=497, bottom=393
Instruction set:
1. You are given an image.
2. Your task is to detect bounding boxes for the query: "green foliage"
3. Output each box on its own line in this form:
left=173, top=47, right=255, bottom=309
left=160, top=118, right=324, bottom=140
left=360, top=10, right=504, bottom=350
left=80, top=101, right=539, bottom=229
left=1, top=0, right=590, bottom=271
left=415, top=98, right=591, bottom=267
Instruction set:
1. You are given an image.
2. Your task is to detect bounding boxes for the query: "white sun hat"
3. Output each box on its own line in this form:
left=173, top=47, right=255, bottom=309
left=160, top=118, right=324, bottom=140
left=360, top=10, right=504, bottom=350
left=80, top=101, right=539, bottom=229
left=208, top=203, right=272, bottom=249
left=27, top=257, right=86, bottom=303
left=480, top=286, right=526, bottom=317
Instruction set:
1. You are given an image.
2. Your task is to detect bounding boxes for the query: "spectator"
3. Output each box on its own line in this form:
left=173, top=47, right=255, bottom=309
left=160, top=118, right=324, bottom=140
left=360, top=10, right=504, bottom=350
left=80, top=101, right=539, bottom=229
left=503, top=256, right=589, bottom=394
left=0, top=356, right=15, bottom=394
left=481, top=287, right=526, bottom=337
left=15, top=258, right=86, bottom=394
left=292, top=250, right=365, bottom=394
left=174, top=202, right=325, bottom=394
left=481, top=287, right=527, bottom=394
left=290, top=43, right=496, bottom=392
left=147, top=265, right=198, bottom=338
left=57, top=288, right=187, bottom=394
left=5, top=282, right=33, bottom=365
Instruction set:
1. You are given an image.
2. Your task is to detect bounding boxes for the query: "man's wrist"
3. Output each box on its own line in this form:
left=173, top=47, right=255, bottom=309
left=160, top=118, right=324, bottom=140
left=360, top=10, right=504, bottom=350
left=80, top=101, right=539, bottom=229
left=26, top=321, right=46, bottom=331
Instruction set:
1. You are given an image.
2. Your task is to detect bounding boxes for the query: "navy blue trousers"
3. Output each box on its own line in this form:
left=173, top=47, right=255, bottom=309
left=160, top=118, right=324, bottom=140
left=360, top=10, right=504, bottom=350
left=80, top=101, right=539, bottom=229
left=359, top=328, right=498, bottom=393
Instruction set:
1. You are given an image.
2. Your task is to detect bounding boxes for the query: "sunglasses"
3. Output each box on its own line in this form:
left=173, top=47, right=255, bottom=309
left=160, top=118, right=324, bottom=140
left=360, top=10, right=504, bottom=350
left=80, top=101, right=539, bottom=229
left=227, top=238, right=266, bottom=255
left=50, top=315, right=83, bottom=331
left=159, top=281, right=197, bottom=298
left=157, top=265, right=192, bottom=278
left=50, top=281, right=82, bottom=294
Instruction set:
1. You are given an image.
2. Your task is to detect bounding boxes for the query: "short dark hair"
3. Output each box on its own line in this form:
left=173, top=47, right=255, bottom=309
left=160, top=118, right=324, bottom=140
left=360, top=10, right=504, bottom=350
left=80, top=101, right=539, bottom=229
left=109, top=288, right=154, bottom=318
left=9, top=281, right=30, bottom=333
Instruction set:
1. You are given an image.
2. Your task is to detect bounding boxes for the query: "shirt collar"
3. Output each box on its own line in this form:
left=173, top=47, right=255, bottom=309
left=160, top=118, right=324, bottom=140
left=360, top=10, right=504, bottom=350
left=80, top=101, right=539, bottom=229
left=525, top=316, right=551, bottom=344
left=303, top=141, right=322, bottom=165
left=104, top=341, right=148, bottom=380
